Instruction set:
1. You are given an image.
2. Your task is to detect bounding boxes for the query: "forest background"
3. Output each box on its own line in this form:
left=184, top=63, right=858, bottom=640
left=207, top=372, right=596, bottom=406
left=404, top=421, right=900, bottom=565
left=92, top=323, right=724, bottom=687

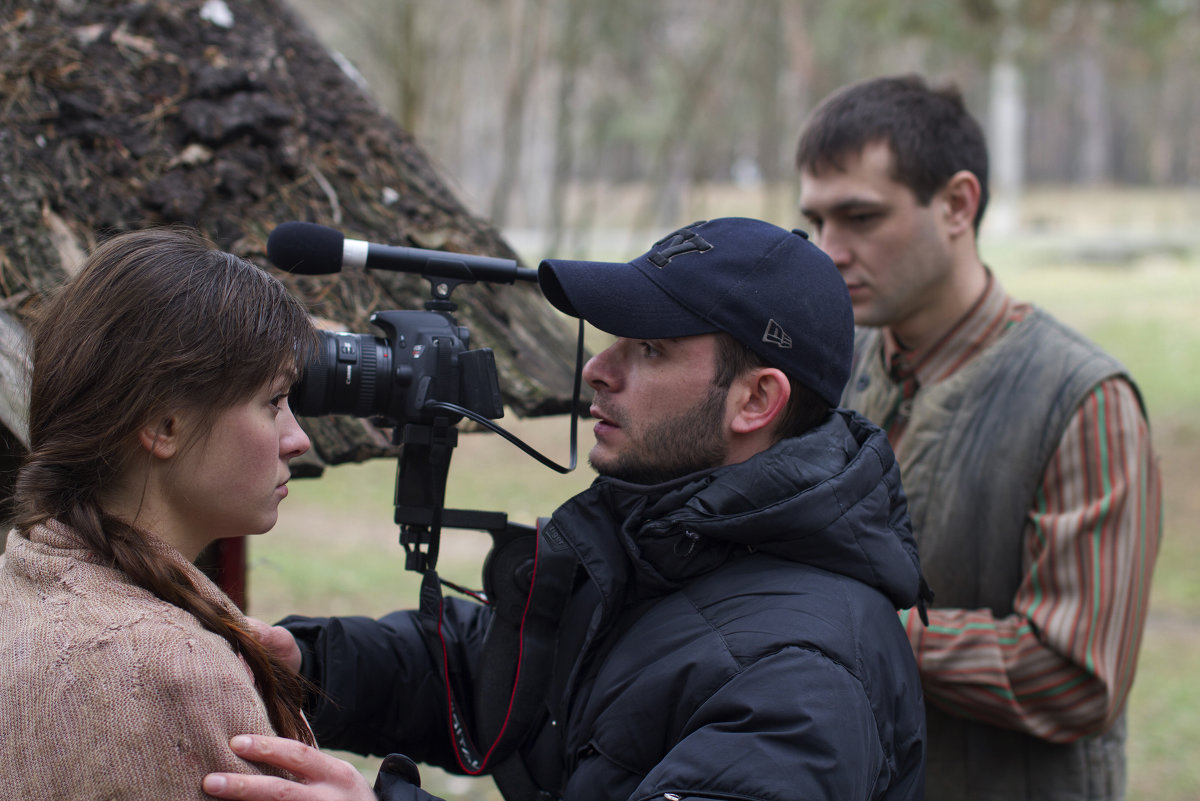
left=249, top=1, right=1200, bottom=799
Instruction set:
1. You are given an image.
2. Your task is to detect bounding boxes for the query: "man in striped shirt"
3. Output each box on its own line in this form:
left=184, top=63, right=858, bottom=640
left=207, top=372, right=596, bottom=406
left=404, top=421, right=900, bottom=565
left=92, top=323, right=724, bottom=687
left=795, top=74, right=1161, bottom=801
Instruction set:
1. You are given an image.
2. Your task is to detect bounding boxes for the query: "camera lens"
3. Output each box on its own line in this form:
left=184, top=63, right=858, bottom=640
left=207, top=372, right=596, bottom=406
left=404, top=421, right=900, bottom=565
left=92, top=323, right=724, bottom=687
left=292, top=331, right=393, bottom=418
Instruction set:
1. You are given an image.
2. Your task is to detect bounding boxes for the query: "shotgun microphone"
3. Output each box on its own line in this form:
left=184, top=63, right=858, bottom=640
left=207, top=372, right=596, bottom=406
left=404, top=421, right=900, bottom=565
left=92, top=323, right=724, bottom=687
left=266, top=221, right=537, bottom=284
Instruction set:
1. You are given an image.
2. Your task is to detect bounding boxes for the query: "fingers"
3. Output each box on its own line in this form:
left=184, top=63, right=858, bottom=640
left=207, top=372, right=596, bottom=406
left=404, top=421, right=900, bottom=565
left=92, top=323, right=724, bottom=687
left=203, top=735, right=374, bottom=801
left=245, top=617, right=302, bottom=672
left=202, top=771, right=295, bottom=801
left=235, top=734, right=331, bottom=779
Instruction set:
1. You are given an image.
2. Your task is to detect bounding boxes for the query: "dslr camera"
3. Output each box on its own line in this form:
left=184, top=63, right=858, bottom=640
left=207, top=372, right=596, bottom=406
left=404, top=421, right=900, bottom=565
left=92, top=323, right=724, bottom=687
left=266, top=220, right=537, bottom=428
left=291, top=309, right=503, bottom=426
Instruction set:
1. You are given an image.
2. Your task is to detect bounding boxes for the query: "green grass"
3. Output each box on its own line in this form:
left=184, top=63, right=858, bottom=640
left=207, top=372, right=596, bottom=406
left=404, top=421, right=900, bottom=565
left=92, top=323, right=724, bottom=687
left=252, top=187, right=1200, bottom=801
left=988, top=243, right=1200, bottom=420
left=1126, top=626, right=1200, bottom=799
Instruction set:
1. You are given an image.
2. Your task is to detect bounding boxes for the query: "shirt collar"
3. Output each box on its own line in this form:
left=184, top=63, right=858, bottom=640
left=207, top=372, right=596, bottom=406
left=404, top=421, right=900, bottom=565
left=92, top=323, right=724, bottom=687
left=882, top=269, right=1027, bottom=386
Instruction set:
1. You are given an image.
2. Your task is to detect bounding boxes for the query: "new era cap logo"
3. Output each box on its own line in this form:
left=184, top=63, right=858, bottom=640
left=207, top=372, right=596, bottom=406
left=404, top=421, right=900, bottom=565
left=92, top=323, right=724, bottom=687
left=763, top=319, right=792, bottom=349
left=646, top=223, right=712, bottom=268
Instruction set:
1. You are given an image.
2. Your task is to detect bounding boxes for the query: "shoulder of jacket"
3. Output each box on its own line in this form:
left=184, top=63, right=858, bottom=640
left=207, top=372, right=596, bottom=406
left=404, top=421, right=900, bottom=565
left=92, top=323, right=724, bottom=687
left=677, top=556, right=875, bottom=662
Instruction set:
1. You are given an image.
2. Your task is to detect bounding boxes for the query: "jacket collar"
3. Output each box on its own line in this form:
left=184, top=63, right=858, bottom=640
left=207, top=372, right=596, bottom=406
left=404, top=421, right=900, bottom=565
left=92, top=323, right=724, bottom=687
left=550, top=410, right=923, bottom=610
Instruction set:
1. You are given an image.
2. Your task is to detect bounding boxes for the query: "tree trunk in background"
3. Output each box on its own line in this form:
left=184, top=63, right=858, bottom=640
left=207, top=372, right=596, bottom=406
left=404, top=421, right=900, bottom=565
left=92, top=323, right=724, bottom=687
left=544, top=0, right=585, bottom=257
left=781, top=3, right=816, bottom=226
left=488, top=0, right=546, bottom=227
left=1148, top=71, right=1180, bottom=185
left=1188, top=102, right=1200, bottom=186
left=391, top=2, right=424, bottom=135
left=987, top=49, right=1025, bottom=235
left=746, top=0, right=794, bottom=223
left=634, top=16, right=731, bottom=235
left=1076, top=4, right=1113, bottom=185
left=1152, top=23, right=1200, bottom=185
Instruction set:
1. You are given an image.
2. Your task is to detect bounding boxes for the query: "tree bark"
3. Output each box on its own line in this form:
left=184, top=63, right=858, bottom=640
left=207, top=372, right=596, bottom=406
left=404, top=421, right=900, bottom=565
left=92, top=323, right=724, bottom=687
left=0, top=0, right=583, bottom=481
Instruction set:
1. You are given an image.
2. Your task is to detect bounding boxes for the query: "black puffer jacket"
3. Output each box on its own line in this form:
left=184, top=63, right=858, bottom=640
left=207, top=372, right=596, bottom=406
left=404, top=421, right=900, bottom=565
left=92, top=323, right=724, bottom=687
left=284, top=410, right=927, bottom=801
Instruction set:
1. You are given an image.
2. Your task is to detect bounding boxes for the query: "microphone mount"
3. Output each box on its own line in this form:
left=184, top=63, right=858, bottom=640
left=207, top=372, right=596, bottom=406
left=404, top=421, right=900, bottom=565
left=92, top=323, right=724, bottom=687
left=338, top=233, right=531, bottom=309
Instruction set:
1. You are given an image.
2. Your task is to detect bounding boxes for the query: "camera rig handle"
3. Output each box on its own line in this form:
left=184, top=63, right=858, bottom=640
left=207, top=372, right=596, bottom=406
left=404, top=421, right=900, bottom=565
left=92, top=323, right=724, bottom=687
left=392, top=417, right=506, bottom=573
left=393, top=415, right=579, bottom=778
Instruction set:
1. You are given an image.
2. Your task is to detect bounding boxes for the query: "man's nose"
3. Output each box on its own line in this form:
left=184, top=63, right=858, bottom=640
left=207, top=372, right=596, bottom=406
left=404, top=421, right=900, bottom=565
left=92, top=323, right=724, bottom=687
left=582, top=341, right=622, bottom=392
left=815, top=227, right=852, bottom=270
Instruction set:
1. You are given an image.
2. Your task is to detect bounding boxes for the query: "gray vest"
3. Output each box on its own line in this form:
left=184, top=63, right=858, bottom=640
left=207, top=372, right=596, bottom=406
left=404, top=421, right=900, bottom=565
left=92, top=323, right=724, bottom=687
left=845, top=309, right=1137, bottom=801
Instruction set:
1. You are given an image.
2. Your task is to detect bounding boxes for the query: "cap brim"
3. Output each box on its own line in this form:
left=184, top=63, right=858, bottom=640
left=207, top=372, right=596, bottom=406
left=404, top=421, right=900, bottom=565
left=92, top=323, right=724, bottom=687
left=538, top=258, right=716, bottom=339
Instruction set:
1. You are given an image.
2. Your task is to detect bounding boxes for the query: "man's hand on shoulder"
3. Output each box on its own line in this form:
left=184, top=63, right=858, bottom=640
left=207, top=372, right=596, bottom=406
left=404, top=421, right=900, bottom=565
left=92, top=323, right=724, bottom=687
left=245, top=617, right=302, bottom=672
left=203, top=735, right=376, bottom=801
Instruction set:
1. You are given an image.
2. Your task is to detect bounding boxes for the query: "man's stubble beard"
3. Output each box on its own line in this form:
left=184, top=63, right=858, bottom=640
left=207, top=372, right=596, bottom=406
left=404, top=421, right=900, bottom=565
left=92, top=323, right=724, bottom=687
left=590, top=383, right=729, bottom=485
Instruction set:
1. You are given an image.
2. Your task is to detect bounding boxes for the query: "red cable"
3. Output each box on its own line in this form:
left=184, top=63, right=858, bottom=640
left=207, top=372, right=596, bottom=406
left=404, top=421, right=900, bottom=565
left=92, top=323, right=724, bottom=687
left=440, top=532, right=542, bottom=774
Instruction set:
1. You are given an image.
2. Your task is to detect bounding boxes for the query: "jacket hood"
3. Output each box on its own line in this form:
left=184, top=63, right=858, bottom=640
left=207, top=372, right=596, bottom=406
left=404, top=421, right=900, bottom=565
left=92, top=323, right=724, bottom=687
left=573, top=410, right=925, bottom=610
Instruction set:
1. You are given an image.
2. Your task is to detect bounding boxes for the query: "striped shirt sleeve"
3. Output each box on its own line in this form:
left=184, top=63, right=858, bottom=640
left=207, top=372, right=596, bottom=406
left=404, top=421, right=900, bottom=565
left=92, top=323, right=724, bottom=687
left=898, top=377, right=1162, bottom=742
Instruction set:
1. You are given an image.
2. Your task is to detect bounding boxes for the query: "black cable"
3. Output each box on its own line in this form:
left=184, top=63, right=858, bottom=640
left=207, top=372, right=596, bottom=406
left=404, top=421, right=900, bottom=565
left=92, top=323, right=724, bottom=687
left=425, top=318, right=586, bottom=475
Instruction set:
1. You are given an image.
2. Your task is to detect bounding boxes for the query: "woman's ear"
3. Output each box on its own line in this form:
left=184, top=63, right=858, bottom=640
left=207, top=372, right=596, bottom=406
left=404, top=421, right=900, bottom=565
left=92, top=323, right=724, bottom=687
left=729, top=367, right=791, bottom=436
left=137, top=416, right=180, bottom=460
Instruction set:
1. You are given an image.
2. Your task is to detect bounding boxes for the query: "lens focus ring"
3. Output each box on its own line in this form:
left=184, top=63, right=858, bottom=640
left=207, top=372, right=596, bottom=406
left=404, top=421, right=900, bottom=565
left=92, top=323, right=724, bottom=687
left=353, top=339, right=378, bottom=417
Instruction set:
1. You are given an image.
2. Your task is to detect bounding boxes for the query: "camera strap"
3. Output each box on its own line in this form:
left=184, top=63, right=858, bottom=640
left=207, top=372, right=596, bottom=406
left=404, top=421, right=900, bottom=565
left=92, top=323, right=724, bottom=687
left=416, top=518, right=577, bottom=776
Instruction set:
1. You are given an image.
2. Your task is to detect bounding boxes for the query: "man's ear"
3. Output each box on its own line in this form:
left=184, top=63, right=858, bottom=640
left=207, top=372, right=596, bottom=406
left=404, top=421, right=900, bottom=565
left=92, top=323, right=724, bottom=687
left=729, top=367, right=791, bottom=436
left=939, top=169, right=981, bottom=239
left=137, top=416, right=180, bottom=460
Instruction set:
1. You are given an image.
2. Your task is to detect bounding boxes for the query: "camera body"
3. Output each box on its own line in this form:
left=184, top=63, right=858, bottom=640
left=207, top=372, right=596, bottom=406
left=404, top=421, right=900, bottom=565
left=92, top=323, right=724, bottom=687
left=292, top=309, right=504, bottom=426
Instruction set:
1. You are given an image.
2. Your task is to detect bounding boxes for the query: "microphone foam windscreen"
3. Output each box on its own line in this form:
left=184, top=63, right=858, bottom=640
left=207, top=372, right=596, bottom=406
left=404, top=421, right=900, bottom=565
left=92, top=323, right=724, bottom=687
left=266, top=221, right=344, bottom=274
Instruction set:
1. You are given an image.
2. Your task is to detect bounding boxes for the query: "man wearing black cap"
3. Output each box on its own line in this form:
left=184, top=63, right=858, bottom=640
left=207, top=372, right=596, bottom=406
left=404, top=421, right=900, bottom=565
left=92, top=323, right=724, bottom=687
left=204, top=218, right=929, bottom=801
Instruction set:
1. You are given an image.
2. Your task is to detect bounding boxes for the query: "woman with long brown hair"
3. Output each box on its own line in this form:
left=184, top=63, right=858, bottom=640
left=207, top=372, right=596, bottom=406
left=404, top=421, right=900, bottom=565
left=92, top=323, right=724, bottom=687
left=0, top=227, right=318, bottom=799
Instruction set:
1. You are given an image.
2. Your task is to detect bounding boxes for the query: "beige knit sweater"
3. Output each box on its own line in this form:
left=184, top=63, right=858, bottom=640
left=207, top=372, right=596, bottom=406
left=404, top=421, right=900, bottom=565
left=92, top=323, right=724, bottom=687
left=0, top=521, right=298, bottom=800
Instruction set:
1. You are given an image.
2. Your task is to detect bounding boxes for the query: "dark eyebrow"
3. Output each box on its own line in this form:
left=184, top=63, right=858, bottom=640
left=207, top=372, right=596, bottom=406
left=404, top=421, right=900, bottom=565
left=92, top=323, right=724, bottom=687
left=803, top=197, right=887, bottom=218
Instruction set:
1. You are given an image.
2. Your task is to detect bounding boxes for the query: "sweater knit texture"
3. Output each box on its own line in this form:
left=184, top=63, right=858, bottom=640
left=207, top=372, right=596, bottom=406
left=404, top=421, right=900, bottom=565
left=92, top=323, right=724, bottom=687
left=0, top=521, right=293, bottom=800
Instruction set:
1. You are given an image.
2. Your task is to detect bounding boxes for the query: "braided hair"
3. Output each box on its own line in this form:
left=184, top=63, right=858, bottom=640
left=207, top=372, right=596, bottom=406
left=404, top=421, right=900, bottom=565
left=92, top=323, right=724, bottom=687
left=15, top=227, right=318, bottom=745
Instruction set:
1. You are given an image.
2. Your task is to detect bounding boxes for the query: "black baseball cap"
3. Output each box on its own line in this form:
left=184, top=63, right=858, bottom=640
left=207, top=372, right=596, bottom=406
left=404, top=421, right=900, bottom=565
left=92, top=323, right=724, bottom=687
left=538, top=217, right=852, bottom=407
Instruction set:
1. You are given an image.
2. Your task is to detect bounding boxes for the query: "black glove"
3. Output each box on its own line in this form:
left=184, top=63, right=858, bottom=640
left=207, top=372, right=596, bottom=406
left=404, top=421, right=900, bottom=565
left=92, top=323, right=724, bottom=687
left=373, top=754, right=445, bottom=801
